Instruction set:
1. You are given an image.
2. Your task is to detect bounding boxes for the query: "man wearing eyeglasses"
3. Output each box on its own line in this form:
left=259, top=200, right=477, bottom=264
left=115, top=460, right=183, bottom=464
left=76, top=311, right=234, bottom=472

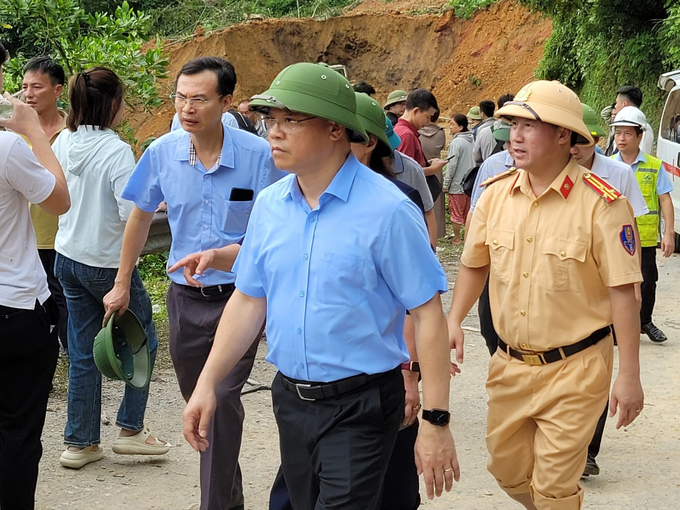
left=103, top=57, right=285, bottom=510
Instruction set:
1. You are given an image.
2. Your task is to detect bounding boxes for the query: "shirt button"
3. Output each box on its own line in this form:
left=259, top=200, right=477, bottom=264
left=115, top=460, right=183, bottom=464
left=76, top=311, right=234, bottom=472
left=526, top=237, right=533, bottom=243
left=560, top=250, right=566, bottom=257
left=299, top=363, right=304, bottom=369
left=521, top=343, right=528, bottom=349
left=204, top=199, right=209, bottom=204
left=203, top=225, right=209, bottom=229
left=309, top=217, right=316, bottom=223
left=303, top=254, right=309, bottom=260
left=522, top=272, right=529, bottom=278
left=520, top=310, right=526, bottom=316
left=300, top=291, right=305, bottom=297
left=296, top=328, right=302, bottom=335
left=493, top=239, right=498, bottom=246
left=533, top=201, right=539, bottom=207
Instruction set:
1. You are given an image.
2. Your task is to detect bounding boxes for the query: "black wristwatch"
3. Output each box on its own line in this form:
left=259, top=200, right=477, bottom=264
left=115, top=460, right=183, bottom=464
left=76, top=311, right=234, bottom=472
left=422, top=409, right=450, bottom=427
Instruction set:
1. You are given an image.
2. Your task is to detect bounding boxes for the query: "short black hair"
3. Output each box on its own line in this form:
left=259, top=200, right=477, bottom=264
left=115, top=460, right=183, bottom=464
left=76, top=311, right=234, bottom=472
left=0, top=41, right=8, bottom=66
left=405, top=88, right=439, bottom=112
left=479, top=99, right=495, bottom=118
left=497, top=93, right=514, bottom=109
left=453, top=113, right=468, bottom=131
left=23, top=56, right=65, bottom=86
left=176, top=57, right=237, bottom=97
left=616, top=85, right=643, bottom=108
left=353, top=81, right=376, bottom=96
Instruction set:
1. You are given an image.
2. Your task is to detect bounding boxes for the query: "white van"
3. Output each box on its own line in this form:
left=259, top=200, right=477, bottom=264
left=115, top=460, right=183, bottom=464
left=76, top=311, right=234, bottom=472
left=656, top=70, right=680, bottom=252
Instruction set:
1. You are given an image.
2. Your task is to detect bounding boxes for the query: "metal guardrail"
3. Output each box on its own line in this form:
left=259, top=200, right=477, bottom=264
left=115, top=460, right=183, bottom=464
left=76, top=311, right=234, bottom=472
left=141, top=212, right=172, bottom=256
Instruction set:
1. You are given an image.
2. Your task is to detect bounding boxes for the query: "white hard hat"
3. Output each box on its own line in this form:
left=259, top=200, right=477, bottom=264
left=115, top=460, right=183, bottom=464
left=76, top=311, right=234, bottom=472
left=611, top=106, right=647, bottom=130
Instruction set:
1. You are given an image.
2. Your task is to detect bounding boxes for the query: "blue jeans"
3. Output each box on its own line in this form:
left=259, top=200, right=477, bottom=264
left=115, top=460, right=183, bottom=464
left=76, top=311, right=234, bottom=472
left=55, top=254, right=158, bottom=447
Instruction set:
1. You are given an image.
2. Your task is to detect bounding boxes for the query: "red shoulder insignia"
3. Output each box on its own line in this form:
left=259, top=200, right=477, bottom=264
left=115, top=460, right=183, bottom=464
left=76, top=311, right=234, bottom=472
left=480, top=167, right=518, bottom=188
left=582, top=173, right=622, bottom=203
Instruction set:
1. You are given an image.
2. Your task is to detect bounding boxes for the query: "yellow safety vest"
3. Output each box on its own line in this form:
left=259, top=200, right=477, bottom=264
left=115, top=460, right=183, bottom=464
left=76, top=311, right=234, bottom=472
left=632, top=154, right=662, bottom=247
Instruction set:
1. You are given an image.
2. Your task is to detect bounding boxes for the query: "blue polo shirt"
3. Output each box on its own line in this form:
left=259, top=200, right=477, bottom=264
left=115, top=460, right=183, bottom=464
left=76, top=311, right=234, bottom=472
left=122, top=126, right=285, bottom=286
left=233, top=154, right=448, bottom=382
left=470, top=150, right=515, bottom=212
left=613, top=150, right=673, bottom=195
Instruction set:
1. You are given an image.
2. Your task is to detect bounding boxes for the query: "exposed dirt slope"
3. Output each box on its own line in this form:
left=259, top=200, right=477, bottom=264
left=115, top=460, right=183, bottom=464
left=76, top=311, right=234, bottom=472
left=130, top=0, right=551, bottom=141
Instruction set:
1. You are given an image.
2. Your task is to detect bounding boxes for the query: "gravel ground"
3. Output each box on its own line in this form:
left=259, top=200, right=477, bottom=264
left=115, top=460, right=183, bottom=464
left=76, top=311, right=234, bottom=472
left=35, top=250, right=680, bottom=509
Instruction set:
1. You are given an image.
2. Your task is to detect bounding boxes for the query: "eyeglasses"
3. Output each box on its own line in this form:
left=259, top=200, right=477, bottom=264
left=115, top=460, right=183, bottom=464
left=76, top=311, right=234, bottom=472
left=262, top=115, right=316, bottom=133
left=170, top=94, right=224, bottom=110
left=503, top=101, right=542, bottom=122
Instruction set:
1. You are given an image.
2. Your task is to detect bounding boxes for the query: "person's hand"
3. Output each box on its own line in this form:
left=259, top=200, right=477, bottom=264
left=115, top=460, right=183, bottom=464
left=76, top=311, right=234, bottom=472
left=0, top=93, right=42, bottom=137
left=660, top=232, right=674, bottom=258
left=402, top=370, right=420, bottom=427
left=448, top=321, right=465, bottom=370
left=155, top=201, right=167, bottom=213
left=168, top=249, right=216, bottom=287
left=429, top=158, right=448, bottom=171
left=183, top=385, right=217, bottom=452
left=102, top=282, right=131, bottom=327
left=610, top=372, right=644, bottom=429
left=415, top=423, right=460, bottom=499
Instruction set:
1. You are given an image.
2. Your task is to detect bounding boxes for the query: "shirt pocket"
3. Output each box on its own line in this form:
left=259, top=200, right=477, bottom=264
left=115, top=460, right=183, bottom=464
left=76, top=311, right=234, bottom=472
left=316, top=252, right=365, bottom=307
left=485, top=228, right=514, bottom=283
left=224, top=200, right=254, bottom=236
left=540, top=236, right=588, bottom=292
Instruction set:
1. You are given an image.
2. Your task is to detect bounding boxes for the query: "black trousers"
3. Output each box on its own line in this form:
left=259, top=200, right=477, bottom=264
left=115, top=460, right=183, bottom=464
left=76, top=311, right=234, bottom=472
left=0, top=301, right=59, bottom=510
left=640, top=246, right=658, bottom=326
left=479, top=278, right=499, bottom=356
left=272, top=368, right=404, bottom=510
left=39, top=249, right=68, bottom=350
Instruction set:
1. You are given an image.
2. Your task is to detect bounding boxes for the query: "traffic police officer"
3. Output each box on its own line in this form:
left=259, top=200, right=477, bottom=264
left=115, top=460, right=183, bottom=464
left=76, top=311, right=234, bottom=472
left=182, top=63, right=459, bottom=510
left=447, top=80, right=644, bottom=510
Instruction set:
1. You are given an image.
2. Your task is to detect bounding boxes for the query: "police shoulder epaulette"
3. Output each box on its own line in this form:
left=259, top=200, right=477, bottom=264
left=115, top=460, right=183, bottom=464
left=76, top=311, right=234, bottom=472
left=480, top=167, right=518, bottom=188
left=582, top=172, right=622, bottom=203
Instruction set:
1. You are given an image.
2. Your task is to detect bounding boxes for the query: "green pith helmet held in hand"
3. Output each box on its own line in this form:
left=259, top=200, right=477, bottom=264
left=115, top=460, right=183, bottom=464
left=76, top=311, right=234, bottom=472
left=491, top=120, right=511, bottom=142
left=93, top=310, right=151, bottom=390
left=581, top=103, right=605, bottom=138
left=249, top=62, right=368, bottom=143
left=354, top=92, right=392, bottom=157
left=384, top=89, right=408, bottom=109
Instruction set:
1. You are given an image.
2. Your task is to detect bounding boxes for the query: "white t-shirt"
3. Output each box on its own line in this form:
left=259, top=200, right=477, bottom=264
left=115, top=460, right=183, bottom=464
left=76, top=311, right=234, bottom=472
left=170, top=111, right=239, bottom=132
left=0, top=132, right=56, bottom=309
left=591, top=153, right=649, bottom=217
left=53, top=126, right=135, bottom=268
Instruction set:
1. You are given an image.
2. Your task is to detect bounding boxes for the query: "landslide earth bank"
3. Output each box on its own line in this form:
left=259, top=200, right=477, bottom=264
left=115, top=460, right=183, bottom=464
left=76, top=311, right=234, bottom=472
left=130, top=0, right=551, bottom=142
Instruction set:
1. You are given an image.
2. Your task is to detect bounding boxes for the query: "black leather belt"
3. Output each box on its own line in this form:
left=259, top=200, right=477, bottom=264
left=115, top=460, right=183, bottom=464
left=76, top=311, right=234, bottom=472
left=184, top=283, right=235, bottom=298
left=498, top=326, right=612, bottom=366
left=280, top=368, right=398, bottom=401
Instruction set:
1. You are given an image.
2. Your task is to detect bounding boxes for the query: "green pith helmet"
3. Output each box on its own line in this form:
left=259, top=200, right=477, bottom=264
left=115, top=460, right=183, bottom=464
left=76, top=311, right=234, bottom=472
left=581, top=103, right=605, bottom=138
left=467, top=106, right=482, bottom=120
left=491, top=120, right=511, bottom=142
left=93, top=310, right=151, bottom=390
left=384, top=89, right=408, bottom=109
left=354, top=92, right=392, bottom=157
left=249, top=62, right=368, bottom=143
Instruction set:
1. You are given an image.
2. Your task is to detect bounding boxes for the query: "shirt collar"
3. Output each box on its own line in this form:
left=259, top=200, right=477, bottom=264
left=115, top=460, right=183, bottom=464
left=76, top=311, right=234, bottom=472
left=174, top=125, right=236, bottom=171
left=512, top=156, right=580, bottom=201
left=613, top=149, right=646, bottom=167
left=396, top=118, right=419, bottom=137
left=282, top=153, right=360, bottom=204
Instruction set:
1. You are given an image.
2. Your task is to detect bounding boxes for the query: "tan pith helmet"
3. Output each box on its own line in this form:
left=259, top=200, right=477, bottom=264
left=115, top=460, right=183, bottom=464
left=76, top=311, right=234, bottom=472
left=495, top=80, right=594, bottom=146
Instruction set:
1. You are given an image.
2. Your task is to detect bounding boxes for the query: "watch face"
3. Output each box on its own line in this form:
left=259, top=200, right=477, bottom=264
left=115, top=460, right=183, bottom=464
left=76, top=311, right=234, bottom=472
left=424, top=409, right=450, bottom=426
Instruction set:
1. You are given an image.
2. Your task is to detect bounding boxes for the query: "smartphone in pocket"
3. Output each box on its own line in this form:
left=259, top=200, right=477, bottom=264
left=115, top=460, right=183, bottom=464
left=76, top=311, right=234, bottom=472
left=229, top=187, right=254, bottom=201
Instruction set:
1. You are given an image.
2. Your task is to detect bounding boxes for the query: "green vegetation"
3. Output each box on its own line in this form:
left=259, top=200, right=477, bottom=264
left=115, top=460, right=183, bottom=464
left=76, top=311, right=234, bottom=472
left=0, top=0, right=168, bottom=118
left=449, top=0, right=680, bottom=128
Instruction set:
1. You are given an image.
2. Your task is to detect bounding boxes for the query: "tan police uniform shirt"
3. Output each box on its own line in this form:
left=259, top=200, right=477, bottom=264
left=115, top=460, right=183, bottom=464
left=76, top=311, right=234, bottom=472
left=30, top=110, right=67, bottom=249
left=462, top=157, right=642, bottom=351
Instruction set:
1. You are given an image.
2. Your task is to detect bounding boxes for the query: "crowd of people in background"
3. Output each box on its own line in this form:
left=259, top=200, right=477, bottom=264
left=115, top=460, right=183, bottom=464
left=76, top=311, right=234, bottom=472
left=0, top=37, right=674, bottom=510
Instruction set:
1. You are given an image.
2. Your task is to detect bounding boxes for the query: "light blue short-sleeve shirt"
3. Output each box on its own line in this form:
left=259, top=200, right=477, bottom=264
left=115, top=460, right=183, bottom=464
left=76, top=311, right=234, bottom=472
left=470, top=150, right=515, bottom=212
left=613, top=150, right=673, bottom=195
left=123, top=126, right=285, bottom=286
left=234, top=154, right=448, bottom=382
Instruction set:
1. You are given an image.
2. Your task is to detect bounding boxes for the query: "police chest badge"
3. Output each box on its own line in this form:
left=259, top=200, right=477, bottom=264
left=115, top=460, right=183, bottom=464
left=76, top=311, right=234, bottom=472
left=620, top=225, right=636, bottom=255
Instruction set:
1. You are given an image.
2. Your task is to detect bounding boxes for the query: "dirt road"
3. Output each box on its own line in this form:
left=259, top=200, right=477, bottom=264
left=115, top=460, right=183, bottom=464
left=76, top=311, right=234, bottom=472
left=35, top=251, right=680, bottom=509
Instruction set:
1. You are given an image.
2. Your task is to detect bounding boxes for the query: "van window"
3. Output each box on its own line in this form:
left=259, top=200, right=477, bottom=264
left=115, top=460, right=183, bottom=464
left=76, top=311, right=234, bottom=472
left=660, top=89, right=680, bottom=143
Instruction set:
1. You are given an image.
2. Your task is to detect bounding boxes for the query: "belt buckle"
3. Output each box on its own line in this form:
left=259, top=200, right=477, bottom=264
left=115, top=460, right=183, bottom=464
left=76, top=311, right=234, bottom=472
left=521, top=353, right=544, bottom=366
left=295, top=383, right=316, bottom=401
left=200, top=284, right=222, bottom=298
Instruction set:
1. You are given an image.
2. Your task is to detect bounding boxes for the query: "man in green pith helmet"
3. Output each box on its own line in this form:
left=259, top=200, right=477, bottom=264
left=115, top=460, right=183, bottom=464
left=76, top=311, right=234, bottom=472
left=182, top=62, right=459, bottom=510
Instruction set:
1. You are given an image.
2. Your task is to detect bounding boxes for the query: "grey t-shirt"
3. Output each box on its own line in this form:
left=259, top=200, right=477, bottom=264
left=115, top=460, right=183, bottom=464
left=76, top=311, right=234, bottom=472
left=393, top=151, right=434, bottom=212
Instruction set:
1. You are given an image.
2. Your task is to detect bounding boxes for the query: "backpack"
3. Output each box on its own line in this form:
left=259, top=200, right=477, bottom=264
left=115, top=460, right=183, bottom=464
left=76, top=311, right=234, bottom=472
left=227, top=110, right=258, bottom=135
left=462, top=166, right=480, bottom=197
